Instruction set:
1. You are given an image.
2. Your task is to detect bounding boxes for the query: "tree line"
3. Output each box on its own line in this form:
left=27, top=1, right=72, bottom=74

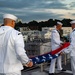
left=15, top=18, right=72, bottom=31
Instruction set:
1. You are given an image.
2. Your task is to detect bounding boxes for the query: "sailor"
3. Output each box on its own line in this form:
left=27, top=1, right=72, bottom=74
left=49, top=21, right=66, bottom=75
left=0, top=14, right=33, bottom=75
left=63, top=20, right=75, bottom=75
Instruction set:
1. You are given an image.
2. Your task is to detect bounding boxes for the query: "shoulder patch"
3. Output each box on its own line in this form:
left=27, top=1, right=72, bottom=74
left=18, top=32, right=21, bottom=35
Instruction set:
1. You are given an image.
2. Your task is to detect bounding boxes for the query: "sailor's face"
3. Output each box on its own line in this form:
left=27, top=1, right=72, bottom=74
left=12, top=20, right=16, bottom=28
left=71, top=23, right=75, bottom=29
left=57, top=25, right=62, bottom=30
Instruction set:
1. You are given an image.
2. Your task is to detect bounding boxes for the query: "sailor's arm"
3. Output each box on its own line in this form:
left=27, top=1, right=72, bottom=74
left=63, top=32, right=75, bottom=54
left=52, top=30, right=62, bottom=45
left=14, top=32, right=33, bottom=67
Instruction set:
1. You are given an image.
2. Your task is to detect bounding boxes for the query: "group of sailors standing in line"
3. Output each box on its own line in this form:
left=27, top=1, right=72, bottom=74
left=0, top=13, right=75, bottom=75
left=49, top=21, right=75, bottom=75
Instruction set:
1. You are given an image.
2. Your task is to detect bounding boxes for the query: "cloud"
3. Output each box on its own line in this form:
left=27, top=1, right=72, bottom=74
left=0, top=0, right=75, bottom=23
left=72, top=13, right=75, bottom=15
left=36, top=0, right=68, bottom=9
left=0, top=0, right=33, bottom=9
left=70, top=2, right=75, bottom=9
left=0, top=0, right=69, bottom=9
left=17, top=10, right=64, bottom=22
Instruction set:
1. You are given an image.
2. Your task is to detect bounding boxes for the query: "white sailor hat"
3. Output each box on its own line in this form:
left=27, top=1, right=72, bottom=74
left=70, top=20, right=75, bottom=24
left=57, top=21, right=63, bottom=25
left=3, top=14, right=17, bottom=21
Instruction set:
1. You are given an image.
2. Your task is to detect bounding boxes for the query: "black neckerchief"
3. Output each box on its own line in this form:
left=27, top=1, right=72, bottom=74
left=73, top=29, right=75, bottom=32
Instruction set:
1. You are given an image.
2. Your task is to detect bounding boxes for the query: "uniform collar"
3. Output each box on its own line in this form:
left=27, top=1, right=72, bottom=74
left=0, top=26, right=14, bottom=31
left=1, top=26, right=13, bottom=29
left=55, top=28, right=60, bottom=32
left=72, top=28, right=75, bottom=32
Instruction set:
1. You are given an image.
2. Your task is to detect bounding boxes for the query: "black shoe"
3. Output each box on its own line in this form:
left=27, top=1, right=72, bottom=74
left=61, top=69, right=66, bottom=71
left=49, top=73, right=55, bottom=75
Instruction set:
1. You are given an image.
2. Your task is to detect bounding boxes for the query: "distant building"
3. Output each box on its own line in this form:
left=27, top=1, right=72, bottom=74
left=19, top=27, right=31, bottom=32
left=42, top=27, right=72, bottom=36
left=19, top=26, right=72, bottom=41
left=62, top=27, right=72, bottom=36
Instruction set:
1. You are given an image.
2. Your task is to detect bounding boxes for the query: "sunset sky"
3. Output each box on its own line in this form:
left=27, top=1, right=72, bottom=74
left=0, top=0, right=75, bottom=23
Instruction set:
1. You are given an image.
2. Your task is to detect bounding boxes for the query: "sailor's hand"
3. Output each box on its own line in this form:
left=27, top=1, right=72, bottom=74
left=59, top=52, right=64, bottom=55
left=23, top=60, right=33, bottom=67
left=26, top=61, right=33, bottom=67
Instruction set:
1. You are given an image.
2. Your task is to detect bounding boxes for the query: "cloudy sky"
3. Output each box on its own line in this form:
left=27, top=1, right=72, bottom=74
left=0, top=0, right=75, bottom=23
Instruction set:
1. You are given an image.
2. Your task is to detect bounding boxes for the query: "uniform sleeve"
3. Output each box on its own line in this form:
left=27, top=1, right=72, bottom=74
left=14, top=32, right=30, bottom=64
left=63, top=32, right=75, bottom=53
left=63, top=45, right=73, bottom=53
left=51, top=30, right=61, bottom=45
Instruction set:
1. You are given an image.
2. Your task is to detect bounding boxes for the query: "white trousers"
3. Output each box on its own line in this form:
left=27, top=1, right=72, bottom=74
left=0, top=71, right=21, bottom=75
left=49, top=56, right=62, bottom=73
left=71, top=56, right=75, bottom=75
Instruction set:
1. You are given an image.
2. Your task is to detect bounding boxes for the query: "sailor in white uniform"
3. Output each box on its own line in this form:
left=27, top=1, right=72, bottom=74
left=63, top=20, right=75, bottom=75
left=49, top=22, right=66, bottom=75
left=0, top=14, right=33, bottom=75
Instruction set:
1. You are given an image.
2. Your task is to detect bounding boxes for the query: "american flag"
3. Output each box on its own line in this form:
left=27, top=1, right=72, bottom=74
left=30, top=42, right=70, bottom=64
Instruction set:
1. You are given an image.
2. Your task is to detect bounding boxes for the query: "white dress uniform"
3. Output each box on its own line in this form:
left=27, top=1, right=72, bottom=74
left=49, top=29, right=63, bottom=73
left=0, top=26, right=30, bottom=75
left=64, top=28, right=75, bottom=75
